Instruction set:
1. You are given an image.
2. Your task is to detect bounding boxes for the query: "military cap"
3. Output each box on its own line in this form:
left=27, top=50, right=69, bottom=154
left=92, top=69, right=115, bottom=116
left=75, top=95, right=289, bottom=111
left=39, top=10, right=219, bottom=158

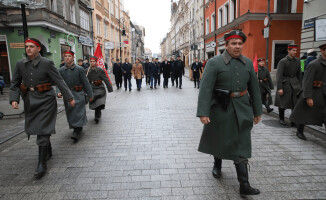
left=90, top=56, right=98, bottom=61
left=145, top=58, right=149, bottom=60
left=155, top=58, right=159, bottom=60
left=257, top=57, right=265, bottom=61
left=318, top=42, right=326, bottom=49
left=25, top=38, right=42, bottom=47
left=64, top=50, right=75, bottom=56
left=224, top=30, right=247, bottom=43
left=288, top=44, right=298, bottom=49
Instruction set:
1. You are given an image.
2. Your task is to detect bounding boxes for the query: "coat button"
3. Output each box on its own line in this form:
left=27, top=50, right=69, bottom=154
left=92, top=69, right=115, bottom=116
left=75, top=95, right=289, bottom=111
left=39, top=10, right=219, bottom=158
left=236, top=73, right=239, bottom=75
left=237, top=80, right=240, bottom=83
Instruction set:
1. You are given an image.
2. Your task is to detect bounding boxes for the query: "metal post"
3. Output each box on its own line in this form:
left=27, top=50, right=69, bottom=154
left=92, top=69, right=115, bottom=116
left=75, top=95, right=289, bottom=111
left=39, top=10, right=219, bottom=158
left=21, top=4, right=28, bottom=40
left=266, top=0, right=270, bottom=69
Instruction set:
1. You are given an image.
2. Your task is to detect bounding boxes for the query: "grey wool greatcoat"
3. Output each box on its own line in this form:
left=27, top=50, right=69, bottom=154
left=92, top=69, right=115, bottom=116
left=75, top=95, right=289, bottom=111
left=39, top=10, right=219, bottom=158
left=85, top=66, right=113, bottom=110
left=274, top=55, right=302, bottom=109
left=197, top=51, right=262, bottom=160
left=58, top=64, right=94, bottom=128
left=257, top=66, right=274, bottom=104
left=9, top=54, right=73, bottom=135
left=290, top=56, right=326, bottom=126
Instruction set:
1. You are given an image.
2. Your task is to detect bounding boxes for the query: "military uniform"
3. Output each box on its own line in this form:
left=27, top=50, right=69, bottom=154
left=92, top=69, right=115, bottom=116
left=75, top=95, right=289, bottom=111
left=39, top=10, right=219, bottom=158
left=257, top=58, right=274, bottom=112
left=197, top=30, right=261, bottom=196
left=10, top=38, right=73, bottom=178
left=58, top=60, right=94, bottom=140
left=85, top=59, right=113, bottom=123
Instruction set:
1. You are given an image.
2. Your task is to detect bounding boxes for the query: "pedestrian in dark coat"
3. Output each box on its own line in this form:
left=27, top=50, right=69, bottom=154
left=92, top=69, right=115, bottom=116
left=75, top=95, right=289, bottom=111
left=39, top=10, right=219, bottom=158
left=0, top=75, right=4, bottom=95
left=149, top=59, right=160, bottom=89
left=57, top=51, right=94, bottom=141
left=274, top=44, right=302, bottom=126
left=144, top=58, right=151, bottom=85
left=122, top=58, right=132, bottom=91
left=305, top=49, right=317, bottom=71
left=290, top=43, right=326, bottom=140
left=85, top=56, right=113, bottom=123
left=191, top=58, right=203, bottom=89
left=113, top=59, right=123, bottom=89
left=155, top=58, right=161, bottom=86
left=257, top=57, right=274, bottom=113
left=10, top=38, right=74, bottom=178
left=161, top=57, right=171, bottom=88
left=197, top=31, right=262, bottom=196
left=170, top=57, right=176, bottom=86
left=174, top=55, right=185, bottom=89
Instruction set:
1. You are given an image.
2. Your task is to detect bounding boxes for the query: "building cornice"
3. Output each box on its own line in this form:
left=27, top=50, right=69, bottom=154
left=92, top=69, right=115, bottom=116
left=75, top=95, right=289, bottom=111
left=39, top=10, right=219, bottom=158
left=204, top=12, right=303, bottom=40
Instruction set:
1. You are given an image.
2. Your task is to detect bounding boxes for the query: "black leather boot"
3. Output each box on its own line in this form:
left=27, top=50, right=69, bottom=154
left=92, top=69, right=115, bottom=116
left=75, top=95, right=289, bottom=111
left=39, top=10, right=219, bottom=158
left=264, top=102, right=274, bottom=113
left=46, top=142, right=52, bottom=161
left=212, top=158, right=222, bottom=178
left=94, top=109, right=100, bottom=123
left=296, top=124, right=306, bottom=140
left=235, top=162, right=260, bottom=196
left=278, top=108, right=286, bottom=125
left=34, top=146, right=48, bottom=178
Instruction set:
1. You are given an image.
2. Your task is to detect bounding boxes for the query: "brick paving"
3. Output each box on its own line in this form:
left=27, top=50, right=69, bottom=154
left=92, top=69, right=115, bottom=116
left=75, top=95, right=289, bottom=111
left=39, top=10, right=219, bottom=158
left=0, top=77, right=325, bottom=200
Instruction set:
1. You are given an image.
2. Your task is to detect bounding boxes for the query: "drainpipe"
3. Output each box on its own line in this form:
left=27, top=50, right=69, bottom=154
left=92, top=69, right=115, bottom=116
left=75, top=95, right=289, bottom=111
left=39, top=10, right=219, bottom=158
left=203, top=0, right=206, bottom=59
left=214, top=0, right=217, bottom=55
left=266, top=0, right=270, bottom=70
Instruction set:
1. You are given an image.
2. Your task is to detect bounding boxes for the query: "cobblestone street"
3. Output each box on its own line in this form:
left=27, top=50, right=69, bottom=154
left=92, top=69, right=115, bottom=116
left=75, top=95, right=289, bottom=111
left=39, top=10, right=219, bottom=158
left=0, top=78, right=325, bottom=200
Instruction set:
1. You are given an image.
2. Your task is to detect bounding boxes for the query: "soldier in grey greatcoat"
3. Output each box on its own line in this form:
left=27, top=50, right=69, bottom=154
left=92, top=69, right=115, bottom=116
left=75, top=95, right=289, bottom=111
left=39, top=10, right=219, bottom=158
left=274, top=44, right=302, bottom=126
left=257, top=57, right=274, bottom=113
left=85, top=56, right=113, bottom=123
left=197, top=31, right=262, bottom=196
left=10, top=38, right=74, bottom=178
left=290, top=43, right=326, bottom=140
left=57, top=50, right=94, bottom=141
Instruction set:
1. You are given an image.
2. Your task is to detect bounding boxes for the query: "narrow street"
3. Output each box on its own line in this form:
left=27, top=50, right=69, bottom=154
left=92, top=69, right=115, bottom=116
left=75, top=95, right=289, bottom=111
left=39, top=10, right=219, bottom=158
left=0, top=78, right=325, bottom=200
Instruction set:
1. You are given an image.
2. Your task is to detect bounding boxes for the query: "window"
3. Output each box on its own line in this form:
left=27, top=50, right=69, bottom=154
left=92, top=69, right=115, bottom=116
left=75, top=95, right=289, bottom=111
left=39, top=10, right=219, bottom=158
left=49, top=0, right=57, bottom=12
left=205, top=18, right=209, bottom=34
left=230, top=0, right=236, bottom=22
left=276, top=0, right=293, bottom=14
left=111, top=26, right=114, bottom=41
left=80, top=9, right=90, bottom=30
left=96, top=18, right=101, bottom=35
left=104, top=23, right=108, bottom=38
left=69, top=0, right=76, bottom=23
left=62, top=0, right=66, bottom=18
left=211, top=13, right=215, bottom=32
left=110, top=0, right=114, bottom=16
left=218, top=8, right=223, bottom=28
left=224, top=3, right=229, bottom=25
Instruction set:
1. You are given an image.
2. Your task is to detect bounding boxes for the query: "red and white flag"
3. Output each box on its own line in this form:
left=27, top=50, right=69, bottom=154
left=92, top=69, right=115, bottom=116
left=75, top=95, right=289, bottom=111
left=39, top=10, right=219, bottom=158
left=94, top=43, right=112, bottom=84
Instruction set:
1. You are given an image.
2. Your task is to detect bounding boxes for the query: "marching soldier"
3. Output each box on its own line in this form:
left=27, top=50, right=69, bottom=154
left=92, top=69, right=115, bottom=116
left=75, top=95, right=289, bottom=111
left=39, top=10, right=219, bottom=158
left=274, top=44, right=302, bottom=126
left=85, top=56, right=113, bottom=123
left=290, top=43, right=326, bottom=140
left=174, top=55, right=185, bottom=89
left=161, top=57, right=171, bottom=88
left=191, top=58, right=203, bottom=89
left=197, top=30, right=262, bottom=196
left=257, top=57, right=274, bottom=113
left=10, top=38, right=74, bottom=178
left=57, top=50, right=94, bottom=142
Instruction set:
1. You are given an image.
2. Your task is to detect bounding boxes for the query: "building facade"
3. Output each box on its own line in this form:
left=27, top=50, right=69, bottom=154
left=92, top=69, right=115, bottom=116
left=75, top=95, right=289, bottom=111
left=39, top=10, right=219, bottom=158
left=130, top=22, right=145, bottom=63
left=300, top=0, right=326, bottom=57
left=204, top=0, right=304, bottom=75
left=0, top=0, right=93, bottom=83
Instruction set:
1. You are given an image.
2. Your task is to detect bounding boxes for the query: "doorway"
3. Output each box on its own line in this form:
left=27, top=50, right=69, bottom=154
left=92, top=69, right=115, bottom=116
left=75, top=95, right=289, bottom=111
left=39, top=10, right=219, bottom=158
left=0, top=39, right=11, bottom=84
left=272, top=40, right=293, bottom=72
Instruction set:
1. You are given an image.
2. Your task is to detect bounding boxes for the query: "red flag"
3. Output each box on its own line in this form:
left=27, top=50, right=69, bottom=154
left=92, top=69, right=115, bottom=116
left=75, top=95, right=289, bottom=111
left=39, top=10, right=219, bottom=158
left=253, top=53, right=258, bottom=73
left=123, top=40, right=129, bottom=44
left=94, top=43, right=112, bottom=84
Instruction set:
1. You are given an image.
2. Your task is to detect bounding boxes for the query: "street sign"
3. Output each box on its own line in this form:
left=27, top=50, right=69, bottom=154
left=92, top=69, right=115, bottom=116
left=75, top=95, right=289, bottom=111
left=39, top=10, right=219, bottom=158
left=105, top=41, right=114, bottom=49
left=264, top=16, right=269, bottom=27
left=264, top=27, right=269, bottom=39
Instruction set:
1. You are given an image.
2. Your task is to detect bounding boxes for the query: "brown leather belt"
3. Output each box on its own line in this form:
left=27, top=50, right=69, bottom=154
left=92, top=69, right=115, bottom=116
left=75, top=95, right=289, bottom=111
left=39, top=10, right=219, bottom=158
left=20, top=83, right=52, bottom=94
left=313, top=81, right=323, bottom=88
left=230, top=89, right=247, bottom=98
left=92, top=80, right=103, bottom=86
left=72, top=85, right=83, bottom=92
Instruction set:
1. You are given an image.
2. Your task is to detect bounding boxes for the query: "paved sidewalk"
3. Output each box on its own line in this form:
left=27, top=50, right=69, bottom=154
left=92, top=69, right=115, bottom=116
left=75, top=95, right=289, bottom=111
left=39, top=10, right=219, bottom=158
left=0, top=77, right=325, bottom=200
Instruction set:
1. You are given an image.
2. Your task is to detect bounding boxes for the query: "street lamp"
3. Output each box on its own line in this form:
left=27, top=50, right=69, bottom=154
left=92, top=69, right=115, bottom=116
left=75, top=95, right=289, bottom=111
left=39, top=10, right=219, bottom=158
left=87, top=5, right=94, bottom=54
left=119, top=17, right=126, bottom=62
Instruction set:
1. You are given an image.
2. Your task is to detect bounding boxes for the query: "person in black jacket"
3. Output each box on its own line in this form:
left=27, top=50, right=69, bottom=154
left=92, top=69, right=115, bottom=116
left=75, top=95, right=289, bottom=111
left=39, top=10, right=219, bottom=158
left=174, top=55, right=185, bottom=89
left=170, top=57, right=175, bottom=86
left=161, top=57, right=171, bottom=88
left=191, top=58, right=203, bottom=89
left=155, top=58, right=161, bottom=87
left=113, top=59, right=123, bottom=89
left=144, top=58, right=150, bottom=85
left=122, top=58, right=133, bottom=91
left=149, top=58, right=160, bottom=89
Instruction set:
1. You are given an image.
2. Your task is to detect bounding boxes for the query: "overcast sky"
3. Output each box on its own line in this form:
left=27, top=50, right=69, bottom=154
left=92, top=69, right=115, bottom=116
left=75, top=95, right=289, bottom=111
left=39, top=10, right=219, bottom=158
left=124, top=0, right=171, bottom=54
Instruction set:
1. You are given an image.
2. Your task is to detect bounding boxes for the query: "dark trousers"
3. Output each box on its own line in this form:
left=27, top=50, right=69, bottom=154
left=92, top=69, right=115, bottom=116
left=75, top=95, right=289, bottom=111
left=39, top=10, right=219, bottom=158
left=150, top=76, right=157, bottom=88
left=175, top=75, right=182, bottom=87
left=136, top=79, right=142, bottom=89
left=163, top=78, right=169, bottom=87
left=193, top=76, right=200, bottom=88
left=146, top=75, right=150, bottom=85
left=36, top=135, right=51, bottom=146
left=0, top=86, right=3, bottom=94
left=115, top=75, right=122, bottom=88
left=124, top=77, right=132, bottom=89
left=157, top=74, right=161, bottom=86
left=171, top=73, right=175, bottom=86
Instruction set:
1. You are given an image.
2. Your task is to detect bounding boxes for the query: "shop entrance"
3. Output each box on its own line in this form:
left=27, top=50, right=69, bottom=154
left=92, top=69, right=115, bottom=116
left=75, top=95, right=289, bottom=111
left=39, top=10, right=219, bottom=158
left=0, top=38, right=10, bottom=84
